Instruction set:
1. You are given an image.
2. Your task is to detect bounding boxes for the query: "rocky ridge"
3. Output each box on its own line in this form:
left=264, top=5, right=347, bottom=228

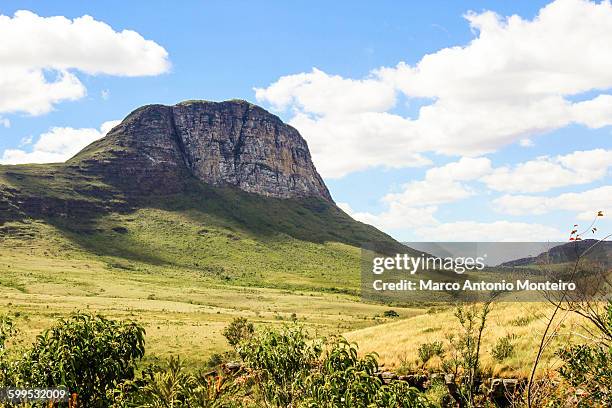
left=70, top=100, right=332, bottom=201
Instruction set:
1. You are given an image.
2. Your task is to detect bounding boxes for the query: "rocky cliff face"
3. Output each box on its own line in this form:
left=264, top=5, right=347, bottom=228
left=71, top=100, right=332, bottom=201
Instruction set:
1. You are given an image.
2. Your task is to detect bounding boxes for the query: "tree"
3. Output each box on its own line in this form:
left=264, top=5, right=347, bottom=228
left=17, top=313, right=145, bottom=407
left=222, top=317, right=254, bottom=348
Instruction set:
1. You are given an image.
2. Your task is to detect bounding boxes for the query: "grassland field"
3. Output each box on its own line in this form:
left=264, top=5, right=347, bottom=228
left=0, top=205, right=592, bottom=377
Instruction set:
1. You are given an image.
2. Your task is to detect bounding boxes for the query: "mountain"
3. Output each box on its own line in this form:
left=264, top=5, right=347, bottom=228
left=0, top=100, right=406, bottom=292
left=500, top=239, right=612, bottom=268
left=70, top=100, right=332, bottom=201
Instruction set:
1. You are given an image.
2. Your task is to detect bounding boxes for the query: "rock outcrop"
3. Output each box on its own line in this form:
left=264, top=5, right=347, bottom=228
left=70, top=100, right=332, bottom=201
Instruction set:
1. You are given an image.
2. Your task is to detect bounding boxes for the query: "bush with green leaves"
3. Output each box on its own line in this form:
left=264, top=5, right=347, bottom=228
left=112, top=356, right=243, bottom=408
left=554, top=301, right=612, bottom=406
left=15, top=313, right=145, bottom=407
left=556, top=343, right=612, bottom=406
left=373, top=381, right=434, bottom=408
left=299, top=338, right=381, bottom=407
left=237, top=324, right=322, bottom=406
left=0, top=314, right=16, bottom=385
left=383, top=310, right=399, bottom=318
left=300, top=338, right=432, bottom=407
left=418, top=341, right=444, bottom=366
left=491, top=333, right=517, bottom=362
left=223, top=317, right=255, bottom=348
left=442, top=302, right=491, bottom=408
left=237, top=324, right=431, bottom=407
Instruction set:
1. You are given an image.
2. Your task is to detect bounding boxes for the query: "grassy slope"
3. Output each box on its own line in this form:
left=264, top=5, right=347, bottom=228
left=0, top=163, right=420, bottom=367
left=1, top=213, right=425, bottom=367
left=0, top=164, right=583, bottom=376
left=345, top=302, right=594, bottom=377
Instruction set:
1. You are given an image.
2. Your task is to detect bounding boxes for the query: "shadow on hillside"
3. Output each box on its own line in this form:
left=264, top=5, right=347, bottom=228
left=1, top=165, right=406, bottom=264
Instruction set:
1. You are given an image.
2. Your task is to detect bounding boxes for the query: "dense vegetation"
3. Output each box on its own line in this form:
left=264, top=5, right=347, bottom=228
left=1, top=302, right=610, bottom=407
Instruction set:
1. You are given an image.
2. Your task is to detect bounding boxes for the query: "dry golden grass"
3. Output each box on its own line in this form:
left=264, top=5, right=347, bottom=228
left=0, top=224, right=422, bottom=368
left=345, top=301, right=592, bottom=377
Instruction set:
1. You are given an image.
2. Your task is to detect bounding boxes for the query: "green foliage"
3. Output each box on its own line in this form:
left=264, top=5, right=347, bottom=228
left=555, top=301, right=612, bottom=407
left=237, top=325, right=430, bottom=407
left=557, top=343, right=612, bottom=407
left=300, top=338, right=431, bottom=407
left=114, top=356, right=242, bottom=408
left=15, top=313, right=145, bottom=407
left=491, top=334, right=517, bottom=362
left=443, top=302, right=491, bottom=407
left=509, top=314, right=537, bottom=327
left=0, top=314, right=16, bottom=385
left=223, top=317, right=255, bottom=348
left=237, top=324, right=322, bottom=406
left=373, top=381, right=434, bottom=408
left=418, top=341, right=444, bottom=365
left=299, top=339, right=381, bottom=407
left=383, top=310, right=399, bottom=318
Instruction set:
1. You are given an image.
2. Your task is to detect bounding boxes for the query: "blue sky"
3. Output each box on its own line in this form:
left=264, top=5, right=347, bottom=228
left=0, top=0, right=610, bottom=241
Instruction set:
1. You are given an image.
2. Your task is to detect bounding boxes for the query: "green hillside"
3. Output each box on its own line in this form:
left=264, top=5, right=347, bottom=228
left=0, top=162, right=417, bottom=366
left=0, top=162, right=403, bottom=291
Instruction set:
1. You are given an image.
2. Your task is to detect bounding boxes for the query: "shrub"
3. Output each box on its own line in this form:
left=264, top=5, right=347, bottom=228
left=443, top=302, right=491, bottom=407
left=374, top=380, right=433, bottom=408
left=222, top=317, right=254, bottom=347
left=491, top=334, right=517, bottom=362
left=237, top=324, right=321, bottom=406
left=118, top=356, right=241, bottom=408
left=0, top=314, right=16, bottom=384
left=300, top=338, right=431, bottom=408
left=383, top=310, right=400, bottom=318
left=418, top=341, right=445, bottom=365
left=300, top=338, right=380, bottom=407
left=555, top=301, right=612, bottom=406
left=16, top=313, right=145, bottom=407
left=556, top=343, right=612, bottom=406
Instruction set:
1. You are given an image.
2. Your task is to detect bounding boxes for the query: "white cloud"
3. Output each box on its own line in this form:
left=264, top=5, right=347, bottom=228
left=101, top=89, right=110, bottom=100
left=339, top=201, right=439, bottom=231
left=18, top=135, right=33, bottom=147
left=339, top=200, right=563, bottom=242
left=0, top=120, right=119, bottom=164
left=289, top=110, right=431, bottom=178
left=519, top=138, right=534, bottom=147
left=0, top=117, right=9, bottom=128
left=384, top=157, right=492, bottom=207
left=415, top=221, right=563, bottom=242
left=256, top=0, right=612, bottom=179
left=424, top=157, right=492, bottom=182
left=0, top=10, right=170, bottom=115
left=494, top=185, right=612, bottom=218
left=338, top=158, right=491, bottom=233
left=254, top=68, right=396, bottom=115
left=481, top=149, right=612, bottom=193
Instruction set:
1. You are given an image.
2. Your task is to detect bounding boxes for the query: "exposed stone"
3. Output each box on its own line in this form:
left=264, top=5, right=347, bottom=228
left=488, top=378, right=521, bottom=407
left=377, top=371, right=398, bottom=384
left=71, top=100, right=332, bottom=201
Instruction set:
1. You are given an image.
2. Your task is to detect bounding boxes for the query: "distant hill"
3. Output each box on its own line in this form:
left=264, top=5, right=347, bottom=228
left=500, top=239, right=612, bottom=268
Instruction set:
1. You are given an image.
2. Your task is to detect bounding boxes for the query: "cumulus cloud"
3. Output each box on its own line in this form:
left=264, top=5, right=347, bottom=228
left=256, top=0, right=612, bottom=179
left=339, top=200, right=563, bottom=242
left=338, top=157, right=492, bottom=233
left=494, top=186, right=612, bottom=218
left=481, top=149, right=612, bottom=193
left=0, top=120, right=119, bottom=164
left=338, top=201, right=439, bottom=232
left=0, top=10, right=170, bottom=115
left=384, top=157, right=492, bottom=207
